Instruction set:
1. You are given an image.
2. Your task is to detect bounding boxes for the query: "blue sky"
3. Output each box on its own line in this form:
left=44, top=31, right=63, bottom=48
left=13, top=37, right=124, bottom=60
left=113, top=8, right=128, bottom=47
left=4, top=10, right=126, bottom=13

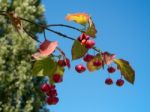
left=42, top=0, right=150, bottom=112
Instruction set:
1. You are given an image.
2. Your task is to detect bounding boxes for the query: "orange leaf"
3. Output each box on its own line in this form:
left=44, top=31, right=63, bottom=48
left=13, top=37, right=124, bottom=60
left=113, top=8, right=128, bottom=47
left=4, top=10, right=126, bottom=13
left=66, top=13, right=90, bottom=25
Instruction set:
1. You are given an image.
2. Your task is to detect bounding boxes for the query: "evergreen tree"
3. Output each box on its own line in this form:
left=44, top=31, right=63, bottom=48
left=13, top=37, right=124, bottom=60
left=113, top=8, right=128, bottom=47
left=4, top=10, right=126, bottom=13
left=0, top=0, right=48, bottom=111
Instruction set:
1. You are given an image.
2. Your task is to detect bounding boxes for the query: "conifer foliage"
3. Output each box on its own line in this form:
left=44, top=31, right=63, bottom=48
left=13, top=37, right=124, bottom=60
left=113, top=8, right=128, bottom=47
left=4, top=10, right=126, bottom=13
left=0, top=0, right=48, bottom=112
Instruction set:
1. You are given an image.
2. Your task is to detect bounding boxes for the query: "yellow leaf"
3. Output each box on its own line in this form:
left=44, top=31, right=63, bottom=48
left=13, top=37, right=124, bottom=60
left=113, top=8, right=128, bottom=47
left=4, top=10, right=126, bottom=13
left=114, top=59, right=135, bottom=84
left=87, top=54, right=102, bottom=72
left=66, top=13, right=90, bottom=25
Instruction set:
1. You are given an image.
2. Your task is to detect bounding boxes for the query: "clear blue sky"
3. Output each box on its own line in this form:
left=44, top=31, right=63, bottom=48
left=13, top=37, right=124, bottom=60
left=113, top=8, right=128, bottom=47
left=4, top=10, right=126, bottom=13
left=42, top=0, right=150, bottom=112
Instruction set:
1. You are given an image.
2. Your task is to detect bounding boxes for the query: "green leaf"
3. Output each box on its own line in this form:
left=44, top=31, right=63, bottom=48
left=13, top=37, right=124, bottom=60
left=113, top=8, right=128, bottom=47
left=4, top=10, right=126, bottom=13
left=55, top=65, right=65, bottom=76
left=85, top=18, right=97, bottom=38
left=72, top=40, right=88, bottom=60
left=32, top=57, right=57, bottom=76
left=48, top=65, right=65, bottom=84
left=87, top=54, right=102, bottom=72
left=113, top=59, right=135, bottom=84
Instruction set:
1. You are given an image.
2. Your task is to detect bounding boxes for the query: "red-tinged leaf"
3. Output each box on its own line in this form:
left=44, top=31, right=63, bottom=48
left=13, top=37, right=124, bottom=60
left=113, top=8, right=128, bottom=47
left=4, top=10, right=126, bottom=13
left=39, top=40, right=58, bottom=56
left=72, top=40, right=88, bottom=60
left=31, top=52, right=46, bottom=60
left=85, top=18, right=97, bottom=38
left=87, top=54, right=102, bottom=72
left=66, top=13, right=90, bottom=25
left=32, top=40, right=58, bottom=60
left=32, top=57, right=57, bottom=76
left=113, top=59, right=135, bottom=84
left=102, top=52, right=116, bottom=65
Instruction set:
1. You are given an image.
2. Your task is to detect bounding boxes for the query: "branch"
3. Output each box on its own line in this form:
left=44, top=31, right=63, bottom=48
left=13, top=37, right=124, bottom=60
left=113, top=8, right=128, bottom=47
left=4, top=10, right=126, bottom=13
left=0, top=11, right=102, bottom=53
left=45, top=28, right=75, bottom=41
left=46, top=24, right=84, bottom=33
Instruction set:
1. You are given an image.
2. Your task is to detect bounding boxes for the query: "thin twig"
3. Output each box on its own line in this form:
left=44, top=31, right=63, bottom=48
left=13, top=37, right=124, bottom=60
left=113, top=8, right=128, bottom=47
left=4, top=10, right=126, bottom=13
left=92, top=46, right=102, bottom=53
left=46, top=24, right=84, bottom=33
left=56, top=47, right=66, bottom=58
left=43, top=29, right=47, bottom=40
left=45, top=28, right=75, bottom=41
left=19, top=17, right=76, bottom=40
left=23, top=28, right=41, bottom=43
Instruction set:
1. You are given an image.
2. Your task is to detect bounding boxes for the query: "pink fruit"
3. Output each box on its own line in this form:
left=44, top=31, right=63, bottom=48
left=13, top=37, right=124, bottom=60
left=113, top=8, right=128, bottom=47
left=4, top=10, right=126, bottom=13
left=78, top=33, right=90, bottom=42
left=107, top=66, right=116, bottom=73
left=75, top=64, right=86, bottom=73
left=85, top=40, right=95, bottom=49
left=40, top=83, right=50, bottom=93
left=93, top=60, right=102, bottom=67
left=83, top=54, right=94, bottom=62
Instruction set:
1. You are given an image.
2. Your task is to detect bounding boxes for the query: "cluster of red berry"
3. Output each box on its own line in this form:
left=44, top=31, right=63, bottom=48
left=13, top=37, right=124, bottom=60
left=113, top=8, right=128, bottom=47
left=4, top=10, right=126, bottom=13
left=75, top=33, right=125, bottom=87
left=57, top=58, right=70, bottom=68
left=105, top=66, right=124, bottom=86
left=75, top=54, right=100, bottom=73
left=78, top=33, right=95, bottom=49
left=41, top=83, right=59, bottom=105
left=40, top=59, right=70, bottom=105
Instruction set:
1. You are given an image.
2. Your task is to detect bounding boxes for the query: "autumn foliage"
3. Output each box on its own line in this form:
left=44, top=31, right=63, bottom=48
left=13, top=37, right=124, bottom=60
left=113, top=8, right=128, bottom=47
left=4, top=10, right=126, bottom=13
left=0, top=11, right=135, bottom=106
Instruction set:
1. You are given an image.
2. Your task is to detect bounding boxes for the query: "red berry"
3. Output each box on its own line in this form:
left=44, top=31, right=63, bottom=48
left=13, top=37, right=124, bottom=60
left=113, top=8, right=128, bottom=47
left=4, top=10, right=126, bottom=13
left=81, top=39, right=87, bottom=45
left=78, top=33, right=90, bottom=42
left=46, top=89, right=57, bottom=97
left=116, top=79, right=124, bottom=87
left=85, top=40, right=95, bottom=49
left=52, top=97, right=59, bottom=105
left=46, top=96, right=53, bottom=105
left=83, top=54, right=94, bottom=62
left=49, top=84, right=56, bottom=90
left=40, top=83, right=50, bottom=92
left=53, top=74, right=63, bottom=83
left=105, top=78, right=113, bottom=85
left=93, top=60, right=102, bottom=67
left=46, top=96, right=59, bottom=105
left=107, top=66, right=116, bottom=73
left=58, top=58, right=70, bottom=68
left=75, top=64, right=86, bottom=73
left=58, top=60, right=66, bottom=66
left=64, top=58, right=70, bottom=68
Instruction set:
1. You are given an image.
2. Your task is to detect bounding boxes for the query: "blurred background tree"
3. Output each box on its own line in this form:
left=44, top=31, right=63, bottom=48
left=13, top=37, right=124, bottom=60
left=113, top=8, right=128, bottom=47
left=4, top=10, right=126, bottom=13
left=0, top=0, right=48, bottom=111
